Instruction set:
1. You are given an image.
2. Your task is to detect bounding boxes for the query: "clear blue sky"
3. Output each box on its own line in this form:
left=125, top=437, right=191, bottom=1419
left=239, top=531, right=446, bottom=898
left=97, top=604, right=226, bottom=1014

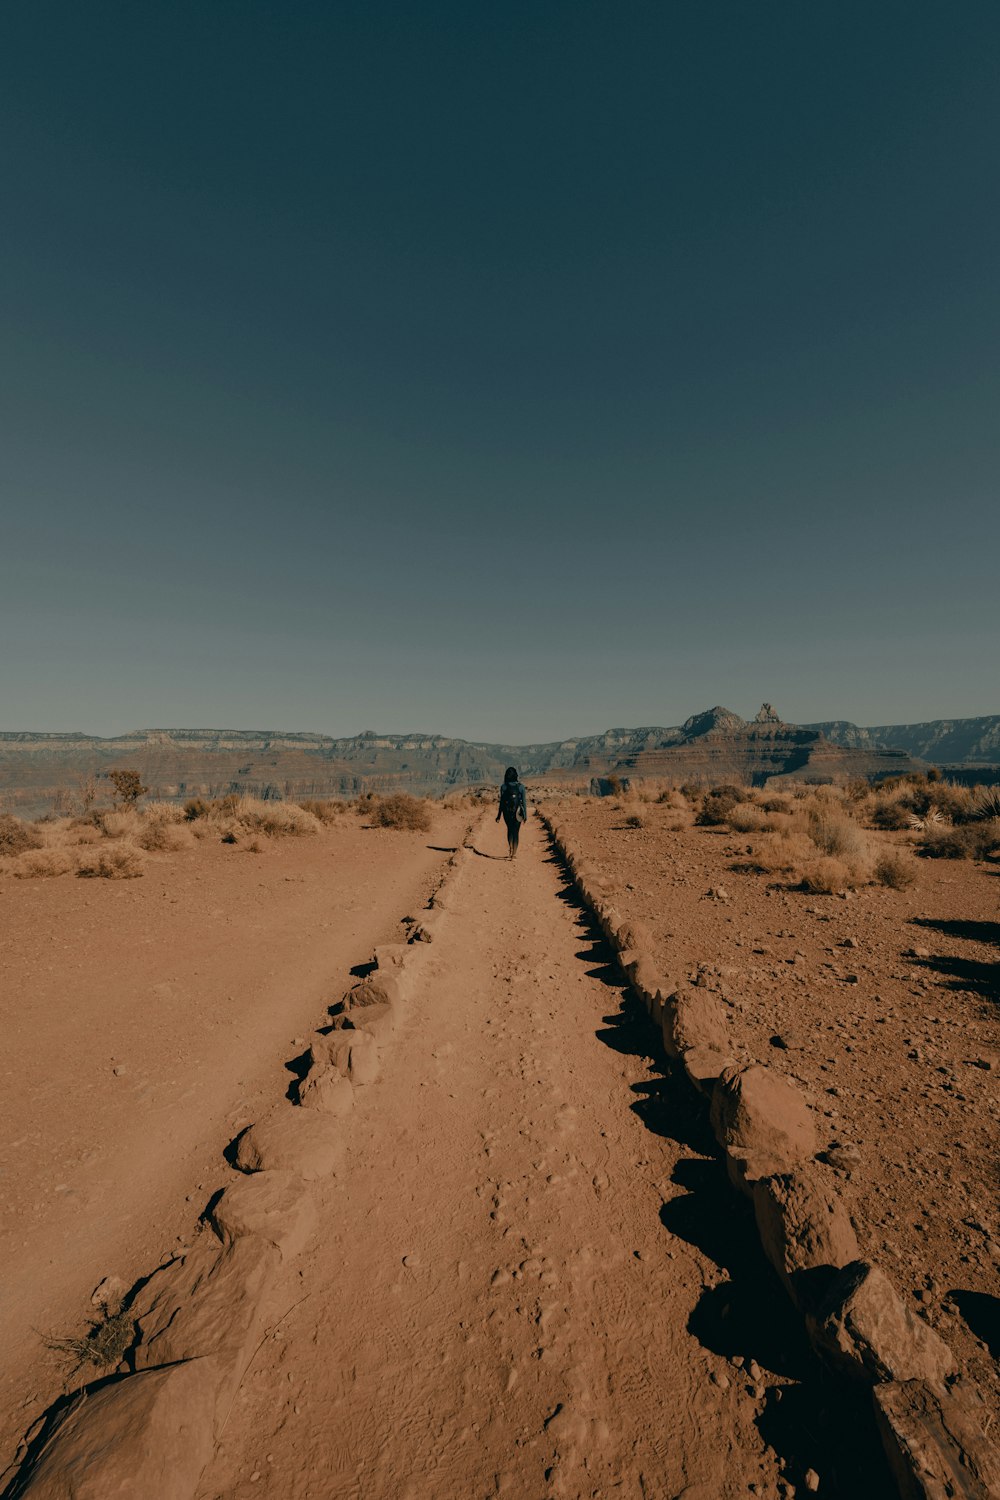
left=2, top=2, right=997, bottom=742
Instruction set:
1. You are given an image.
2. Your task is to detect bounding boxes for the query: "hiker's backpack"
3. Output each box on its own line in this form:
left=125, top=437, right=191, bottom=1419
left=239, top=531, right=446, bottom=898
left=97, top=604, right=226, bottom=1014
left=500, top=781, right=524, bottom=818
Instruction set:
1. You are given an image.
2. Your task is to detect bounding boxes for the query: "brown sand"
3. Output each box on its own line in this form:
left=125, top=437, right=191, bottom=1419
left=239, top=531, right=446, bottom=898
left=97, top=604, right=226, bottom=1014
left=195, top=816, right=889, bottom=1500
left=0, top=815, right=465, bottom=1475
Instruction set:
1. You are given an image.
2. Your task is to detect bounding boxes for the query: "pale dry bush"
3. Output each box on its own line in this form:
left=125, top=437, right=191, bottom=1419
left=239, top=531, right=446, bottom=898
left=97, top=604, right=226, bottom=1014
left=137, top=820, right=196, bottom=852
left=77, top=842, right=145, bottom=879
left=98, top=809, right=141, bottom=841
left=13, top=848, right=76, bottom=878
left=662, top=809, right=694, bottom=832
left=727, top=803, right=777, bottom=834
left=370, top=794, right=432, bottom=832
left=296, top=798, right=345, bottom=825
left=231, top=797, right=321, bottom=837
left=142, top=801, right=187, bottom=826
left=802, top=857, right=860, bottom=893
left=806, top=806, right=871, bottom=866
left=744, top=831, right=812, bottom=874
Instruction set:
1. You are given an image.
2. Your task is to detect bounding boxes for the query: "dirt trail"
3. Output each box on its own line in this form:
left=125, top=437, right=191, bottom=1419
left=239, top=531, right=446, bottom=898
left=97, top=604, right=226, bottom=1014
left=198, top=817, right=789, bottom=1500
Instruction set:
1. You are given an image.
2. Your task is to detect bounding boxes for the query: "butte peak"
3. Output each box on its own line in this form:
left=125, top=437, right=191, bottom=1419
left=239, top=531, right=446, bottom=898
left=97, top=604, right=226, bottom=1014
left=753, top=702, right=784, bottom=725
left=681, top=705, right=747, bottom=739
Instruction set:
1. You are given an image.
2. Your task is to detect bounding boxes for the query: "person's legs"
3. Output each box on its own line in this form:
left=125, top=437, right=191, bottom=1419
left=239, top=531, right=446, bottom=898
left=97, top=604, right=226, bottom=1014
left=505, top=813, right=520, bottom=858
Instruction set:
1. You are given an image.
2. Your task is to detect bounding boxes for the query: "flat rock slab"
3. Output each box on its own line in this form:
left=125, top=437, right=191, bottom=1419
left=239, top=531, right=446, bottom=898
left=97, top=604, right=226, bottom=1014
left=209, top=1169, right=317, bottom=1261
left=812, top=1261, right=958, bottom=1387
left=20, top=1361, right=216, bottom=1500
left=873, top=1379, right=1000, bottom=1499
left=236, top=1108, right=346, bottom=1178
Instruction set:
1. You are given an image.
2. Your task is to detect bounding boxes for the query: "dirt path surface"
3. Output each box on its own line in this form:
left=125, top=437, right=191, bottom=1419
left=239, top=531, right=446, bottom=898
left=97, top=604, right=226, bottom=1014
left=197, top=816, right=889, bottom=1500
left=0, top=816, right=465, bottom=1476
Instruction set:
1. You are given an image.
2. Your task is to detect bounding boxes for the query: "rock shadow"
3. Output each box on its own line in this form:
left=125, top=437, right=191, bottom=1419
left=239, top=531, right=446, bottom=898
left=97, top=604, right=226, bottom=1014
left=911, top=916, right=1000, bottom=947
left=949, top=1288, right=1000, bottom=1361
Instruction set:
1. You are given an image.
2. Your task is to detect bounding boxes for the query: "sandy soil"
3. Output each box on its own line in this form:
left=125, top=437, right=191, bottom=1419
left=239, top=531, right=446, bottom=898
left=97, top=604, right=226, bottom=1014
left=545, top=797, right=1000, bottom=1416
left=195, top=814, right=893, bottom=1500
left=0, top=813, right=466, bottom=1477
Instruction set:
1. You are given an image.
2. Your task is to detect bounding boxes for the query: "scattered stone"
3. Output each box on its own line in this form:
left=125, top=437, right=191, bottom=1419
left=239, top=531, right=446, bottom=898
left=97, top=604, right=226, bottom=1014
left=90, top=1275, right=127, bottom=1314
left=297, top=1066, right=354, bottom=1116
left=803, top=1469, right=820, bottom=1493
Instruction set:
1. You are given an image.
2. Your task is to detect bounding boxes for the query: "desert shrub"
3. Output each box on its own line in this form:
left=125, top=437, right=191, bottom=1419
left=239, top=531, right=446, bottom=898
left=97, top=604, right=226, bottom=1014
left=726, top=803, right=773, bottom=834
left=962, top=785, right=1000, bottom=824
left=742, top=830, right=812, bottom=874
left=77, top=842, right=145, bottom=879
left=369, top=794, right=432, bottom=832
left=98, top=809, right=141, bottom=841
left=921, top=822, right=1000, bottom=860
left=297, top=799, right=344, bottom=825
left=143, top=801, right=186, bottom=825
left=696, top=788, right=742, bottom=826
left=758, top=795, right=790, bottom=814
left=802, top=857, right=859, bottom=893
left=806, top=807, right=870, bottom=865
left=136, top=820, right=195, bottom=852
left=624, top=812, right=645, bottom=828
left=220, top=830, right=238, bottom=844
left=871, top=800, right=912, bottom=831
left=106, top=768, right=148, bottom=808
left=874, top=850, right=919, bottom=889
left=0, top=815, right=43, bottom=857
left=13, top=849, right=75, bottom=878
left=184, top=798, right=211, bottom=820
left=233, top=796, right=320, bottom=836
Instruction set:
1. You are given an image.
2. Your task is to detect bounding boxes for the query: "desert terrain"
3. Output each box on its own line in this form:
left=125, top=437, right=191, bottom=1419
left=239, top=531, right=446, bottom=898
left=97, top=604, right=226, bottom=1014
left=0, top=777, right=997, bottom=1499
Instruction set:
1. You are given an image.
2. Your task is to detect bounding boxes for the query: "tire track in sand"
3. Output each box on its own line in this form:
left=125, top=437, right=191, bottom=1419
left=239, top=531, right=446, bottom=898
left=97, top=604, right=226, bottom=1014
left=196, top=814, right=775, bottom=1499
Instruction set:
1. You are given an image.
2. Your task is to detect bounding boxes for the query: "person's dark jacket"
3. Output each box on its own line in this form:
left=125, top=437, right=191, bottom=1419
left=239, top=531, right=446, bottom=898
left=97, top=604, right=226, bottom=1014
left=497, top=780, right=527, bottom=823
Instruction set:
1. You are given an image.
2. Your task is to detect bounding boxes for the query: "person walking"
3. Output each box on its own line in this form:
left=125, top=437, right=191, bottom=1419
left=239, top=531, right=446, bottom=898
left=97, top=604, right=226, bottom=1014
left=496, top=766, right=528, bottom=859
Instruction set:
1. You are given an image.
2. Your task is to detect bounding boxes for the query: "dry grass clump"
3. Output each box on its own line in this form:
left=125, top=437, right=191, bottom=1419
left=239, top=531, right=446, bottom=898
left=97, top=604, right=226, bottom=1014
left=0, top=814, right=43, bottom=857
left=874, top=850, right=919, bottom=889
left=624, top=812, right=646, bottom=829
left=77, top=842, right=146, bottom=879
left=13, top=848, right=76, bottom=878
left=46, top=1308, right=134, bottom=1373
left=297, top=798, right=346, bottom=825
left=136, top=820, right=196, bottom=852
left=806, top=806, right=870, bottom=866
left=801, top=857, right=863, bottom=893
left=727, top=803, right=782, bottom=834
left=369, top=794, right=432, bottom=832
left=233, top=796, right=320, bottom=837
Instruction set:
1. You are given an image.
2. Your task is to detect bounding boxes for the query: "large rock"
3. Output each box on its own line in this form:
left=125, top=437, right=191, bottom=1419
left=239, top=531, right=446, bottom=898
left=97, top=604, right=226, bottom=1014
left=616, top=919, right=652, bottom=954
left=680, top=1044, right=736, bottom=1097
left=314, top=1029, right=380, bottom=1085
left=133, top=1235, right=280, bottom=1417
left=664, top=988, right=731, bottom=1060
left=710, top=1063, right=817, bottom=1196
left=19, top=1360, right=216, bottom=1499
left=297, top=1065, right=355, bottom=1115
left=873, top=1379, right=1000, bottom=1499
left=209, top=1169, right=317, bottom=1261
left=235, top=1108, right=346, bottom=1178
left=629, top=953, right=666, bottom=1018
left=752, top=1167, right=860, bottom=1313
left=811, top=1262, right=958, bottom=1387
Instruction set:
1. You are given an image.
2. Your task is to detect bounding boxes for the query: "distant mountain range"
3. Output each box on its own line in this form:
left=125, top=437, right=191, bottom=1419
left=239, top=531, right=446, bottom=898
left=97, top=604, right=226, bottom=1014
left=805, top=716, right=1000, bottom=764
left=1, top=709, right=996, bottom=816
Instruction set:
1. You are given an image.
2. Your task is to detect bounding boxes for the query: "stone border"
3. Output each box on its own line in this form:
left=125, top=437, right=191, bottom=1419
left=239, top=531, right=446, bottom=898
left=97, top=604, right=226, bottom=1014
left=539, top=806, right=1000, bottom=1500
left=9, top=833, right=477, bottom=1499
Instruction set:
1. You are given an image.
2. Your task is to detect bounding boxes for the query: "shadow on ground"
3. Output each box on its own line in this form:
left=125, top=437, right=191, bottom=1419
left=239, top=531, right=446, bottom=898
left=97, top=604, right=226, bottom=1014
left=541, top=828, right=895, bottom=1500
